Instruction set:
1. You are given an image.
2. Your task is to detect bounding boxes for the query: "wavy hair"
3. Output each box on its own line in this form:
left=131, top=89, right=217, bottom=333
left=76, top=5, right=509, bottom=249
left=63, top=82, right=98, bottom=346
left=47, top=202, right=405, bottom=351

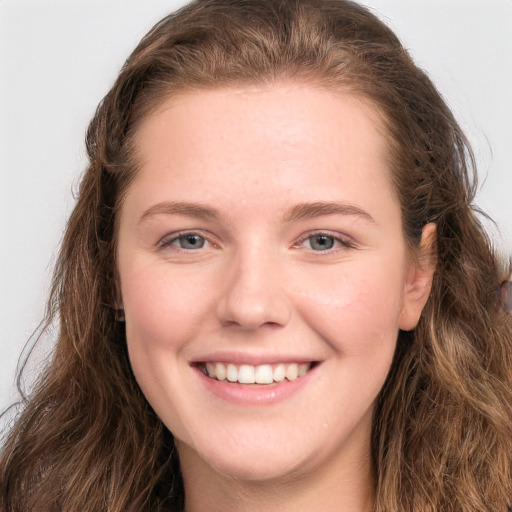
left=1, top=1, right=511, bottom=510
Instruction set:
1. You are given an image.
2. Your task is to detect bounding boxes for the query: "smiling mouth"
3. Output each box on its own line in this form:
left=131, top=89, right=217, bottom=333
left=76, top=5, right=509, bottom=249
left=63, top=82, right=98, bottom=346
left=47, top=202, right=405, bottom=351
left=197, top=362, right=316, bottom=385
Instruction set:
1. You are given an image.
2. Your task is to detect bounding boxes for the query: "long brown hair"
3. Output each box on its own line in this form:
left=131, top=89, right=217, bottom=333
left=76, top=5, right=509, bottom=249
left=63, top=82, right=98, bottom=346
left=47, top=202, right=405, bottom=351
left=1, top=1, right=511, bottom=510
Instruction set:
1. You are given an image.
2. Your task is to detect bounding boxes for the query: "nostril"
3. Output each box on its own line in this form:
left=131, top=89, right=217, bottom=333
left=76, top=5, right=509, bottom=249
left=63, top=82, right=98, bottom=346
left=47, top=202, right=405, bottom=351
left=216, top=291, right=291, bottom=330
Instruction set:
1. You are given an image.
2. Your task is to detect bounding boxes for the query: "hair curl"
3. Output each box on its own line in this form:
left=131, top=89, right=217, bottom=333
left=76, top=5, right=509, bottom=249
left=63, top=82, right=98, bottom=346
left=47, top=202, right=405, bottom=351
left=1, top=1, right=511, bottom=511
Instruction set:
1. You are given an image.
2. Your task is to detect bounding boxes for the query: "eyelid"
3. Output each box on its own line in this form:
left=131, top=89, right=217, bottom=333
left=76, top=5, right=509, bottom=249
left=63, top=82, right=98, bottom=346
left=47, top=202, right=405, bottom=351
left=158, top=229, right=218, bottom=250
left=293, top=230, right=356, bottom=251
left=156, top=229, right=355, bottom=253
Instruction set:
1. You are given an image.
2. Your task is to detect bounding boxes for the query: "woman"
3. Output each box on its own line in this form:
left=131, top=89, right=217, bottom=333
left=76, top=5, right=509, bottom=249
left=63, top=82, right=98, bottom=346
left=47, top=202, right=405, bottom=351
left=1, top=0, right=511, bottom=511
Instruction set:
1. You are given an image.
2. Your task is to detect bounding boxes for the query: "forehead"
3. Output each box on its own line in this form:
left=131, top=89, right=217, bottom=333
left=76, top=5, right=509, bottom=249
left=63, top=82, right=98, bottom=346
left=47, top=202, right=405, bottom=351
left=125, top=83, right=397, bottom=221
left=135, top=83, right=389, bottom=153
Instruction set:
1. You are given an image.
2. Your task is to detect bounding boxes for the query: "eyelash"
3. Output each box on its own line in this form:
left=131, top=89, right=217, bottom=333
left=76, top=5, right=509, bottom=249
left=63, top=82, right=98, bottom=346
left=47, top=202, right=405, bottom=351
left=158, top=231, right=213, bottom=251
left=158, top=230, right=355, bottom=254
left=294, top=231, right=355, bottom=253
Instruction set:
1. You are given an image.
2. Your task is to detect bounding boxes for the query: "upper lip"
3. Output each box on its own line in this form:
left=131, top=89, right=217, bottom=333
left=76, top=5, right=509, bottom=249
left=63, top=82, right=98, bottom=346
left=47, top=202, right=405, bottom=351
left=190, top=351, right=319, bottom=366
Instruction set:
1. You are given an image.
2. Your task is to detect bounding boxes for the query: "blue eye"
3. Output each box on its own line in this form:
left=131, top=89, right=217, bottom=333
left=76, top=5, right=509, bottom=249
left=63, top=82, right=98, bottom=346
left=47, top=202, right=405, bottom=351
left=170, top=234, right=206, bottom=249
left=306, top=235, right=336, bottom=251
left=296, top=232, right=355, bottom=253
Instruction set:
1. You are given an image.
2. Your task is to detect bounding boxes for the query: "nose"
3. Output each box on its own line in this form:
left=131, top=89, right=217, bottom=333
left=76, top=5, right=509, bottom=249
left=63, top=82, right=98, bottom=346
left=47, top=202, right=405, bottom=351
left=216, top=247, right=291, bottom=330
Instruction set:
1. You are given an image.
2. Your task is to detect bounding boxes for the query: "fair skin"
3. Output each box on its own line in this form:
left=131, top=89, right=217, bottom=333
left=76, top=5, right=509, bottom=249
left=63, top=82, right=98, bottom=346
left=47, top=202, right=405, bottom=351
left=117, top=83, right=434, bottom=512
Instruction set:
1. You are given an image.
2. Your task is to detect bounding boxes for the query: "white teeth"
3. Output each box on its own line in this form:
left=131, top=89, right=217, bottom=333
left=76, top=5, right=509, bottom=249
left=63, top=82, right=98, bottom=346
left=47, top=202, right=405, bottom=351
left=206, top=362, right=215, bottom=378
left=238, top=365, right=255, bottom=384
left=285, top=363, right=298, bottom=381
left=298, top=363, right=308, bottom=377
left=255, top=364, right=273, bottom=384
left=226, top=364, right=238, bottom=382
left=215, top=362, right=226, bottom=381
left=273, top=364, right=286, bottom=382
left=202, top=362, right=312, bottom=384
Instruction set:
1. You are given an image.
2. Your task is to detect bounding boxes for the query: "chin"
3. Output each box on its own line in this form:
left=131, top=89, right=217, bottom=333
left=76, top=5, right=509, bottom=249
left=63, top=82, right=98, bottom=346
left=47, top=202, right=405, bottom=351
left=203, top=448, right=309, bottom=482
left=176, top=425, right=318, bottom=483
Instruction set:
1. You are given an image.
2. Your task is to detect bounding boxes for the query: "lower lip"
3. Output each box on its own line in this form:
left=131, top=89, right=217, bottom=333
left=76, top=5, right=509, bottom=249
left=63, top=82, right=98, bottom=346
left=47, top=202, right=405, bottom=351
left=193, top=365, right=318, bottom=405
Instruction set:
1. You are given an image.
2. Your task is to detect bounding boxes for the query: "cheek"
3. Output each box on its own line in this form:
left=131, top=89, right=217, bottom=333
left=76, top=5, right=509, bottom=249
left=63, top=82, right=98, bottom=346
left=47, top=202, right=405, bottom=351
left=121, top=263, right=215, bottom=353
left=291, top=259, right=405, bottom=355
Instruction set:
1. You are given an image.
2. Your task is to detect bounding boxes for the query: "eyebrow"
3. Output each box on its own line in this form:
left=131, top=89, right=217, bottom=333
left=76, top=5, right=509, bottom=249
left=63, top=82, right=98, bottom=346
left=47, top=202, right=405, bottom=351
left=139, top=200, right=375, bottom=225
left=283, top=201, right=376, bottom=224
left=139, top=201, right=221, bottom=223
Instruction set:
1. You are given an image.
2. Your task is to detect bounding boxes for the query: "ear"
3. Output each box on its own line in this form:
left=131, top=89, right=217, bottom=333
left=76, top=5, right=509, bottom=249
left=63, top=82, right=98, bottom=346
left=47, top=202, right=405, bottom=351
left=398, top=223, right=437, bottom=331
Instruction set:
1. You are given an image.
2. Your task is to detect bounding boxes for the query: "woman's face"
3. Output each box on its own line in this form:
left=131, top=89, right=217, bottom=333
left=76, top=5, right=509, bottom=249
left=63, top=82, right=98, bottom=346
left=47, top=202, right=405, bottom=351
left=117, top=84, right=432, bottom=484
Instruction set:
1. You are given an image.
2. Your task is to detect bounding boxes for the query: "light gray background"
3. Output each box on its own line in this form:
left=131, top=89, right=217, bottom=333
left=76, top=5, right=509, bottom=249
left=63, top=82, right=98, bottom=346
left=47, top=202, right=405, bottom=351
left=1, top=0, right=511, bottom=416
